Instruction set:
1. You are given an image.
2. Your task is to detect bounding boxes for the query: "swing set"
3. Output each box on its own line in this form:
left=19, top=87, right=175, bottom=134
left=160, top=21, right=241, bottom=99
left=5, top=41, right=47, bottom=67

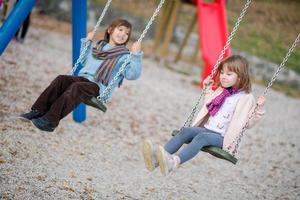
left=71, top=0, right=166, bottom=113
left=73, top=0, right=299, bottom=164
left=0, top=0, right=297, bottom=164
left=172, top=0, right=299, bottom=164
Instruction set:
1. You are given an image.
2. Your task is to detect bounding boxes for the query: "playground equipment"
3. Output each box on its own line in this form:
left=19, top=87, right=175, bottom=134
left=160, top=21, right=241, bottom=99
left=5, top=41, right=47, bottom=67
left=2, top=0, right=298, bottom=164
left=0, top=0, right=89, bottom=122
left=172, top=32, right=299, bottom=164
left=0, top=0, right=166, bottom=121
left=173, top=0, right=253, bottom=165
left=154, top=0, right=230, bottom=87
left=71, top=0, right=87, bottom=122
left=71, top=0, right=166, bottom=120
left=196, top=0, right=230, bottom=86
left=172, top=0, right=299, bottom=163
left=153, top=0, right=247, bottom=163
left=0, top=0, right=35, bottom=55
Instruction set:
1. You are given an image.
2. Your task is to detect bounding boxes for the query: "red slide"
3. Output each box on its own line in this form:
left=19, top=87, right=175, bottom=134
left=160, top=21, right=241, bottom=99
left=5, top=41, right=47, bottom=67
left=193, top=0, right=230, bottom=87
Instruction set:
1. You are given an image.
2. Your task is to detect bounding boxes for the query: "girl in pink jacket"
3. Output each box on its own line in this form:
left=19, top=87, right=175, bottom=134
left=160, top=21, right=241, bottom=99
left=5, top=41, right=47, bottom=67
left=142, top=55, right=266, bottom=175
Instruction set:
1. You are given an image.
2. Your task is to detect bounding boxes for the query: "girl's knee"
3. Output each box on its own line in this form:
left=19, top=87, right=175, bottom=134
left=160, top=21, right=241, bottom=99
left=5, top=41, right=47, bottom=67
left=180, top=127, right=192, bottom=135
left=55, top=74, right=67, bottom=81
left=176, top=128, right=197, bottom=142
left=69, top=82, right=88, bottom=95
left=193, top=133, right=208, bottom=144
left=69, top=82, right=81, bottom=90
left=176, top=128, right=189, bottom=139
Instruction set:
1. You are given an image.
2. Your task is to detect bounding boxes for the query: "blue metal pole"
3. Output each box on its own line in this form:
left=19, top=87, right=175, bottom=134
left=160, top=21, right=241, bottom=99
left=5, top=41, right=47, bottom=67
left=72, top=0, right=87, bottom=123
left=0, top=0, right=36, bottom=55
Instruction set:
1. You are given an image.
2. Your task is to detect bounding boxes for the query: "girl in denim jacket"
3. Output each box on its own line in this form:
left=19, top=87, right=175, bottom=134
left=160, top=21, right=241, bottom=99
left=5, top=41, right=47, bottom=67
left=20, top=18, right=143, bottom=132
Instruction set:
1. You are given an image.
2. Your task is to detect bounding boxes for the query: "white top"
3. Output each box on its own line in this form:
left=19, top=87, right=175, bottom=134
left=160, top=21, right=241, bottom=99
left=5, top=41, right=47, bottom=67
left=204, top=91, right=246, bottom=136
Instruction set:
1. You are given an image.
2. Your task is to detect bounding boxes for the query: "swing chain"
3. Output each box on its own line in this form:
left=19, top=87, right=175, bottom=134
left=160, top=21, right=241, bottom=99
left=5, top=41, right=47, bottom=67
left=137, top=0, right=166, bottom=43
left=98, top=0, right=166, bottom=103
left=181, top=86, right=208, bottom=129
left=181, top=0, right=253, bottom=129
left=263, top=34, right=300, bottom=96
left=90, top=0, right=113, bottom=40
left=98, top=52, right=133, bottom=103
left=210, top=0, right=252, bottom=80
left=228, top=106, right=258, bottom=155
left=71, top=0, right=113, bottom=75
left=229, top=33, right=300, bottom=156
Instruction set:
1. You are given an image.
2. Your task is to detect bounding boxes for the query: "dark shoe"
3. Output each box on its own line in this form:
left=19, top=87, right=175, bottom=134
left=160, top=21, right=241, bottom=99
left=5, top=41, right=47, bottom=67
left=31, top=117, right=55, bottom=132
left=20, top=110, right=43, bottom=122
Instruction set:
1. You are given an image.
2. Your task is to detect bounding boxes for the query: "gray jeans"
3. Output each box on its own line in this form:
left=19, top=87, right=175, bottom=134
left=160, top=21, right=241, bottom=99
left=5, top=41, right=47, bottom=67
left=164, top=127, right=223, bottom=163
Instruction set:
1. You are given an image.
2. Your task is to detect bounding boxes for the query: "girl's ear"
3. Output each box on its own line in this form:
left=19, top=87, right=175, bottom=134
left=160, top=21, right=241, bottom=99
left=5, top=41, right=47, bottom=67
left=237, top=78, right=241, bottom=86
left=107, top=27, right=113, bottom=34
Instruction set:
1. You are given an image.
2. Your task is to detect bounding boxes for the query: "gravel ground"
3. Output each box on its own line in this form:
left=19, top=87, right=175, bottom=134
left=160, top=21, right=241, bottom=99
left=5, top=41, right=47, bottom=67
left=0, top=27, right=299, bottom=200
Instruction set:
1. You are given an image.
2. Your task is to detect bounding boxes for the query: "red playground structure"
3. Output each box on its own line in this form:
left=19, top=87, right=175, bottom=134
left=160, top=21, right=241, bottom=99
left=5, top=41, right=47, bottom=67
left=192, top=0, right=231, bottom=86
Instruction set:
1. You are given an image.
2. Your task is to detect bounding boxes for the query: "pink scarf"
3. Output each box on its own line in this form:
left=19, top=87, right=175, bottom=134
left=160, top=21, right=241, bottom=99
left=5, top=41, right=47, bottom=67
left=206, top=87, right=240, bottom=116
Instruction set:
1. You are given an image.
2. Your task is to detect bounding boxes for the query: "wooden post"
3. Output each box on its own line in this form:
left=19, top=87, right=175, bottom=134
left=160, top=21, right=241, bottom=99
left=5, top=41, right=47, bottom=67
left=191, top=36, right=200, bottom=63
left=174, top=12, right=197, bottom=63
left=153, top=0, right=174, bottom=50
left=160, top=0, right=181, bottom=56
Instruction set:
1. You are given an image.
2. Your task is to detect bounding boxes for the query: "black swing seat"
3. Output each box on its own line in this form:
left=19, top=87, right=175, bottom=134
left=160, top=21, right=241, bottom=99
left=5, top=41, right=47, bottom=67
left=172, top=130, right=238, bottom=165
left=85, top=97, right=107, bottom=112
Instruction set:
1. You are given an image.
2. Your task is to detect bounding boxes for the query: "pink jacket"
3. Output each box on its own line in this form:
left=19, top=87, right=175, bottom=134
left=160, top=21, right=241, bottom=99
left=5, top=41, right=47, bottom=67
left=192, top=87, right=265, bottom=154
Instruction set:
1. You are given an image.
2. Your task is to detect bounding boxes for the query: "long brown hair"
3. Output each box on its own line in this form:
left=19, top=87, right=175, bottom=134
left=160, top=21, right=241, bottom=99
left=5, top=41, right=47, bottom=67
left=216, top=55, right=252, bottom=93
left=103, top=18, right=132, bottom=45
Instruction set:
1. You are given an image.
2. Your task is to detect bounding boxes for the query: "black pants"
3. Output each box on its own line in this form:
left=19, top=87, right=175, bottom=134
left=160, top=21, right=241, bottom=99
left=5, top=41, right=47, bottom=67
left=32, top=75, right=99, bottom=127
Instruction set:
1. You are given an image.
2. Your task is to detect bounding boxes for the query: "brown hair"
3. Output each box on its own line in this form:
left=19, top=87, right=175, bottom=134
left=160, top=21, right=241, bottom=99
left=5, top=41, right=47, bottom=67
left=103, top=18, right=132, bottom=45
left=216, top=55, right=252, bottom=93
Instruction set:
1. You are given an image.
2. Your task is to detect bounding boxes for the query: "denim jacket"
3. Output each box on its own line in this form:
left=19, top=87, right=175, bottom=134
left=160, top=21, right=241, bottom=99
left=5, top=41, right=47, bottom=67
left=78, top=38, right=143, bottom=101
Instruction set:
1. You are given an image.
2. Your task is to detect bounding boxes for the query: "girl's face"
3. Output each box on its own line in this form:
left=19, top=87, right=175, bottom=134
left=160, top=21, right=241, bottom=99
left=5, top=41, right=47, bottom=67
left=108, top=25, right=130, bottom=46
left=219, top=66, right=239, bottom=88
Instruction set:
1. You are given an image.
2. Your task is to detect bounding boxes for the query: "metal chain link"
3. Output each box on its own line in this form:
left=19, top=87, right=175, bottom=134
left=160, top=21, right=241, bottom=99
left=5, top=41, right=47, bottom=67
left=180, top=86, right=208, bottom=129
left=89, top=0, right=113, bottom=40
left=181, top=0, right=253, bottom=128
left=229, top=33, right=300, bottom=155
left=98, top=0, right=166, bottom=103
left=71, top=0, right=113, bottom=75
left=263, top=34, right=300, bottom=96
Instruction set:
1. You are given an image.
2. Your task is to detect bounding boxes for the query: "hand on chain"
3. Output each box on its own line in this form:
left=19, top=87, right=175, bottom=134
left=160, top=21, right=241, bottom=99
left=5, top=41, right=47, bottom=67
left=131, top=41, right=142, bottom=53
left=87, top=32, right=94, bottom=41
left=203, top=76, right=214, bottom=87
left=256, top=96, right=266, bottom=109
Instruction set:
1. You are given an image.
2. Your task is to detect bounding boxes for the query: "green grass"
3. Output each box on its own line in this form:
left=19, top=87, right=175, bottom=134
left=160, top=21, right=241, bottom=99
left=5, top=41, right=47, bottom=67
left=91, top=0, right=300, bottom=75
left=227, top=0, right=300, bottom=74
left=228, top=19, right=300, bottom=74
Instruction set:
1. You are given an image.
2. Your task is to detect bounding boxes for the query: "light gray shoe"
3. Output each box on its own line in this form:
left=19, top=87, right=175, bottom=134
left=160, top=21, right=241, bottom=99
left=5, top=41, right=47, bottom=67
left=156, top=146, right=177, bottom=176
left=142, top=139, right=158, bottom=171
